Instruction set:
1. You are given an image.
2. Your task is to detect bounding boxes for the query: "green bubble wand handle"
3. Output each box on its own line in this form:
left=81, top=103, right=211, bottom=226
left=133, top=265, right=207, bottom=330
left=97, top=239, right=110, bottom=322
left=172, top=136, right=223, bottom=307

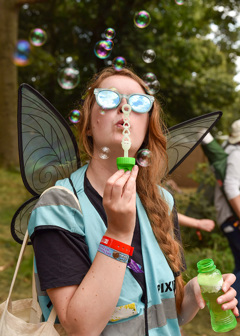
left=116, top=104, right=136, bottom=171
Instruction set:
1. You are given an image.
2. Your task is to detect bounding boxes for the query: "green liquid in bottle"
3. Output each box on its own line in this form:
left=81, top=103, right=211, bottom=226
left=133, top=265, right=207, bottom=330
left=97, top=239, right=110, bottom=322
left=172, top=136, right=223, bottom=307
left=197, top=259, right=237, bottom=333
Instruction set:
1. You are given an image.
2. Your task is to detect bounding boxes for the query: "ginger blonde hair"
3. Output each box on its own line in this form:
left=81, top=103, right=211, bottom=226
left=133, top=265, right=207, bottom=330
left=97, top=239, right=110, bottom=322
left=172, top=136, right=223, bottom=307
left=77, top=67, right=185, bottom=313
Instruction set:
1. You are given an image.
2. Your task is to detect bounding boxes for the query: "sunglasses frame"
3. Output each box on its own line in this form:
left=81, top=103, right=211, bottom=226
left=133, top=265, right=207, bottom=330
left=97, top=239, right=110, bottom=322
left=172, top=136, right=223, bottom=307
left=94, top=88, right=155, bottom=113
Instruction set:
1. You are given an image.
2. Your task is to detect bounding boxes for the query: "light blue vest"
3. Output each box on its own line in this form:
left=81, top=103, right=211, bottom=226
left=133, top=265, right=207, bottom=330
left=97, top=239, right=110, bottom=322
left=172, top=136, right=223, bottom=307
left=29, top=164, right=181, bottom=336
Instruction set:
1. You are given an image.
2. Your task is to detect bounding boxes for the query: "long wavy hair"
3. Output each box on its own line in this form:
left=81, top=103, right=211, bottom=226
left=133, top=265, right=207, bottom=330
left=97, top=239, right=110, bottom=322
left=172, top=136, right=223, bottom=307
left=76, top=66, right=185, bottom=313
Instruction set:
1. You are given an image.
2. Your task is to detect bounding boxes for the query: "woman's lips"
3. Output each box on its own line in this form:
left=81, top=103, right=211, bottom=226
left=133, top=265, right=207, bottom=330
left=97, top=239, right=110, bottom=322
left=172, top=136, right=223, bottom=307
left=116, top=119, right=124, bottom=128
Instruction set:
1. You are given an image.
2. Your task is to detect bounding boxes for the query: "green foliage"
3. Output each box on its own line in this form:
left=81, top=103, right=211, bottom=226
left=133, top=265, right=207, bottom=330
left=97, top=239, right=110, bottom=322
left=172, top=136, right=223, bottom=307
left=174, top=162, right=232, bottom=254
left=17, top=0, right=240, bottom=126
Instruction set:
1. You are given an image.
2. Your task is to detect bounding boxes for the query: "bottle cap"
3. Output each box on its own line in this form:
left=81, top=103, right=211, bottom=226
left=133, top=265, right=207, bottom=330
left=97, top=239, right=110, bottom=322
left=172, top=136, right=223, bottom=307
left=116, top=157, right=136, bottom=171
left=197, top=258, right=216, bottom=273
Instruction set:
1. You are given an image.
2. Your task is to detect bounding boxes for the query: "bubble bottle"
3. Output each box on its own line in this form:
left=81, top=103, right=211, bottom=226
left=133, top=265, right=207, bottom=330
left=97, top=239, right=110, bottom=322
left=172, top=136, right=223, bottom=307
left=197, top=258, right=237, bottom=333
left=116, top=104, right=135, bottom=171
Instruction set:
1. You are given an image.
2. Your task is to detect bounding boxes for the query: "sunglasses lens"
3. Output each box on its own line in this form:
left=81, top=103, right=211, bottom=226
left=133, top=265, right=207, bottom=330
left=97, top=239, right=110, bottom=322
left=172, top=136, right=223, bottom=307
left=97, top=90, right=120, bottom=109
left=129, top=95, right=152, bottom=113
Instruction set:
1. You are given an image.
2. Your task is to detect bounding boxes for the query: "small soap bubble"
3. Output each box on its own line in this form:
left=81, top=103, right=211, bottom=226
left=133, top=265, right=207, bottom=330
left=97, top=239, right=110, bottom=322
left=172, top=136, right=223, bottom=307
left=29, top=28, right=47, bottom=46
left=69, top=109, right=81, bottom=123
left=104, top=28, right=116, bottom=39
left=134, top=11, right=151, bottom=28
left=136, top=149, right=152, bottom=167
left=13, top=40, right=31, bottom=66
left=175, top=0, right=184, bottom=5
left=100, top=110, right=106, bottom=115
left=94, top=40, right=112, bottom=59
left=147, top=80, right=160, bottom=95
left=142, top=49, right=156, bottom=63
left=105, top=39, right=114, bottom=51
left=142, top=72, right=157, bottom=84
left=113, top=57, right=126, bottom=71
left=57, top=67, right=80, bottom=90
left=99, top=147, right=110, bottom=159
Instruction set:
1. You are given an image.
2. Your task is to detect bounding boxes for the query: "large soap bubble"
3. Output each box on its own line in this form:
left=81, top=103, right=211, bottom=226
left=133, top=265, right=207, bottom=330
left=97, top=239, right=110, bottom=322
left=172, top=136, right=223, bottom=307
left=142, top=49, right=156, bottom=63
left=94, top=41, right=112, bottom=59
left=113, top=57, right=126, bottom=71
left=69, top=109, right=81, bottom=124
left=13, top=40, right=31, bottom=67
left=29, top=28, right=47, bottom=47
left=104, top=28, right=116, bottom=39
left=136, top=149, right=152, bottom=167
left=134, top=11, right=151, bottom=28
left=57, top=67, right=80, bottom=90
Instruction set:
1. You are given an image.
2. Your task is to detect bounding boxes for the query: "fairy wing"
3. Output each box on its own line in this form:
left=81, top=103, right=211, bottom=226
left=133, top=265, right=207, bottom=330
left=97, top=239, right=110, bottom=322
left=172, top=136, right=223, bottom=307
left=166, top=111, right=222, bottom=175
left=18, top=83, right=80, bottom=196
left=11, top=83, right=81, bottom=244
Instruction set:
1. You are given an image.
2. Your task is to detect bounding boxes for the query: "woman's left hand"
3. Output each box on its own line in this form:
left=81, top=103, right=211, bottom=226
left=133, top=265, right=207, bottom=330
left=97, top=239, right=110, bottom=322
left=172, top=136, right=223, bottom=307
left=190, top=273, right=239, bottom=317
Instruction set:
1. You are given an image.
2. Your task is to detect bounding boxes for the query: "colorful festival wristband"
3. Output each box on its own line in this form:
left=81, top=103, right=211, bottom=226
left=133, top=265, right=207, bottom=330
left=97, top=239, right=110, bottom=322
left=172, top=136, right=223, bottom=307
left=100, top=236, right=134, bottom=256
left=98, top=244, right=129, bottom=263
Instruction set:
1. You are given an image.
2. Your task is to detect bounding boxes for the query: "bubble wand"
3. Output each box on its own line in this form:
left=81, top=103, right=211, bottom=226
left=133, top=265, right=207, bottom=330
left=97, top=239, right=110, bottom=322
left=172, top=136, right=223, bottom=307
left=116, top=104, right=136, bottom=171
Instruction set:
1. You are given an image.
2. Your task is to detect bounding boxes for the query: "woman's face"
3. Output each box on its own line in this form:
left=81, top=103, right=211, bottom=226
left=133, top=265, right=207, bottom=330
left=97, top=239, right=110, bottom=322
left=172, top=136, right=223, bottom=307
left=89, top=75, right=150, bottom=158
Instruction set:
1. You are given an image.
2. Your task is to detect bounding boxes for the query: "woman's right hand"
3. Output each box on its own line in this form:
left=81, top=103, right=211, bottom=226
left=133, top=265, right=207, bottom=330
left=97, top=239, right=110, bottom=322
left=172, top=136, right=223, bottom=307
left=103, top=165, right=139, bottom=240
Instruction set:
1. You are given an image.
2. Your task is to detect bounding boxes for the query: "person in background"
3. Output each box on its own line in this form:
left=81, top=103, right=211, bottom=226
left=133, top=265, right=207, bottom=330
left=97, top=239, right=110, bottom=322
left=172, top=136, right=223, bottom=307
left=178, top=213, right=215, bottom=232
left=202, top=121, right=240, bottom=316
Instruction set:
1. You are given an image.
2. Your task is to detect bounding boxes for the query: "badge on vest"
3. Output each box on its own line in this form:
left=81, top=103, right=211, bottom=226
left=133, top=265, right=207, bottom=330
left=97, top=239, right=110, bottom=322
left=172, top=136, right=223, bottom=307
left=110, top=303, right=138, bottom=322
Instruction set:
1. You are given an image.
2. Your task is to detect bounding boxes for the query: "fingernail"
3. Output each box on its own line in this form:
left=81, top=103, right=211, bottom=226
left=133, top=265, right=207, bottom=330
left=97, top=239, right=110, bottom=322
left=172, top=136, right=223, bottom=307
left=222, top=305, right=227, bottom=310
left=222, top=286, right=227, bottom=292
left=125, top=170, right=131, bottom=174
left=133, top=165, right=138, bottom=171
left=200, top=302, right=205, bottom=309
left=217, top=298, right=222, bottom=304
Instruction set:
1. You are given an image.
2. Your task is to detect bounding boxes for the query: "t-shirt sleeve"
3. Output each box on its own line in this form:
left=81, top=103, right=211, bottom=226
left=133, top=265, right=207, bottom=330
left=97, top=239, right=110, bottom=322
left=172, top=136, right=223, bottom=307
left=32, top=229, right=91, bottom=291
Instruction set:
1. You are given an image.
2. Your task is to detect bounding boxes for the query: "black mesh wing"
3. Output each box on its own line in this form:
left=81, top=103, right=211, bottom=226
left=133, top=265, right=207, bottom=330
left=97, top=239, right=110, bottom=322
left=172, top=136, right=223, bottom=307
left=166, top=111, right=222, bottom=175
left=11, top=196, right=39, bottom=245
left=18, top=83, right=81, bottom=196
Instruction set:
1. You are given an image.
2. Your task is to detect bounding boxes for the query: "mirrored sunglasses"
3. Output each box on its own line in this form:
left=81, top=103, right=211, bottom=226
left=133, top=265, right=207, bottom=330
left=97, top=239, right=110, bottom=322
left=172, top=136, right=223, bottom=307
left=94, top=88, right=154, bottom=113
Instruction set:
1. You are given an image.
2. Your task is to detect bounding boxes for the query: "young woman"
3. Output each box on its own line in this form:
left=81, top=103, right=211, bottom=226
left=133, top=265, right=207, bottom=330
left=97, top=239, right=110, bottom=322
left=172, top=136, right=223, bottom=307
left=28, top=67, right=238, bottom=336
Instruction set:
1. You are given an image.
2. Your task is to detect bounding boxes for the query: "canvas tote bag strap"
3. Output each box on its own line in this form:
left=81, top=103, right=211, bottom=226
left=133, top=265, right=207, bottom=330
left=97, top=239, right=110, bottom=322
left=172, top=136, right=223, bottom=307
left=4, top=230, right=57, bottom=322
left=6, top=230, right=29, bottom=306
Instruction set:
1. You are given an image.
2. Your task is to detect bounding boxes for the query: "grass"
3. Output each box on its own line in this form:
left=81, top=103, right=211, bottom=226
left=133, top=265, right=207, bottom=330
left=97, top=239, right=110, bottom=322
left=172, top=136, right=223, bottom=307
left=0, top=168, right=239, bottom=335
left=0, top=168, right=33, bottom=302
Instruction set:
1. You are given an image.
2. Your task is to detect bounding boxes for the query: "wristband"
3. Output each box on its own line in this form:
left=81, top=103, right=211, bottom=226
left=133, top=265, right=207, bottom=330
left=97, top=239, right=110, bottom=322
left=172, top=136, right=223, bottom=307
left=100, top=236, right=134, bottom=256
left=98, top=244, right=129, bottom=263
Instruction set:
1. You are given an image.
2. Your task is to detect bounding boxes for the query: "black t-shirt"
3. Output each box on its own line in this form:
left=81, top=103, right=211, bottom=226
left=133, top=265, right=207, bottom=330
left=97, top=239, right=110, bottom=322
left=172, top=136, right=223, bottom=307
left=32, top=174, right=185, bottom=296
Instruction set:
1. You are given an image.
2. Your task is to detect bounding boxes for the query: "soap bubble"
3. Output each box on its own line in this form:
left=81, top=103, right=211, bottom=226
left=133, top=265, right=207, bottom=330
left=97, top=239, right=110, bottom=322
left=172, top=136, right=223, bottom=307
left=142, top=72, right=157, bottom=84
left=142, top=49, right=156, bottom=63
left=105, top=39, right=114, bottom=51
left=136, top=149, right=151, bottom=167
left=29, top=28, right=47, bottom=47
left=99, top=147, right=110, bottom=159
left=69, top=109, right=81, bottom=123
left=13, top=40, right=31, bottom=66
left=175, top=0, right=184, bottom=5
left=134, top=11, right=151, bottom=28
left=100, top=110, right=106, bottom=115
left=113, top=56, right=126, bottom=71
left=94, top=40, right=112, bottom=59
left=104, top=28, right=116, bottom=39
left=57, top=67, right=80, bottom=90
left=147, top=80, right=160, bottom=95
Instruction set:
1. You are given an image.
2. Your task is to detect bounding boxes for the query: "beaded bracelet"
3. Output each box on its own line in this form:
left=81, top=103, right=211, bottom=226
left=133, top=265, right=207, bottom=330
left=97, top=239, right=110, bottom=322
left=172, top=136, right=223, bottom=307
left=100, top=236, right=134, bottom=256
left=98, top=244, right=129, bottom=263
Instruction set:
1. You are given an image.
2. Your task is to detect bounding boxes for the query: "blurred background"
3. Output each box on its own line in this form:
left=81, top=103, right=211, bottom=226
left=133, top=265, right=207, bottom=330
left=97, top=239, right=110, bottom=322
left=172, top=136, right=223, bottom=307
left=0, top=1, right=240, bottom=335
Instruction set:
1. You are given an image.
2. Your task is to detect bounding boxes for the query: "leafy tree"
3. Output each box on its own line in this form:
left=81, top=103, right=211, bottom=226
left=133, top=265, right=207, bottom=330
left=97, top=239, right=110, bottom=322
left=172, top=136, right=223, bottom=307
left=1, top=0, right=240, bottom=166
